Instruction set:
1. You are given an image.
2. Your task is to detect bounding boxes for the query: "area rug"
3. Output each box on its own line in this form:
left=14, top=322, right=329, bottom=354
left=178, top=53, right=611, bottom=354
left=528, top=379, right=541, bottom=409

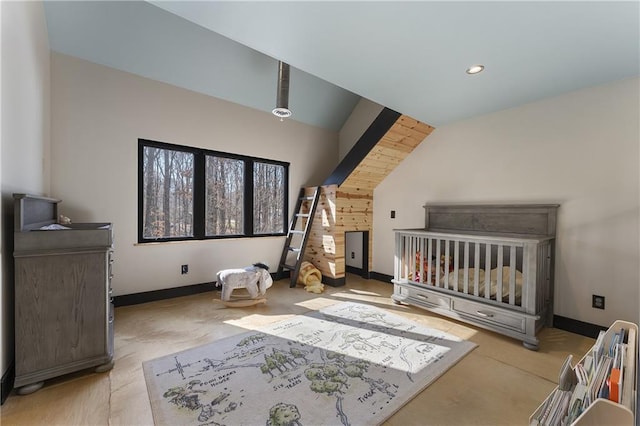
left=142, top=301, right=476, bottom=426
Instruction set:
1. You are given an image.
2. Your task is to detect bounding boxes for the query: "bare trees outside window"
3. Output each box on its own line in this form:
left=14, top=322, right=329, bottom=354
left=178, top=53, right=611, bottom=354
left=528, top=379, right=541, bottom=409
left=142, top=146, right=194, bottom=239
left=138, top=139, right=288, bottom=243
left=253, top=162, right=285, bottom=234
left=206, top=156, right=244, bottom=236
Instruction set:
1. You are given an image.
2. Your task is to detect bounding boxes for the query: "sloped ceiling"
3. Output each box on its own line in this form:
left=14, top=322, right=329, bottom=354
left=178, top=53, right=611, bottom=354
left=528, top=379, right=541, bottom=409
left=340, top=115, right=435, bottom=190
left=45, top=1, right=639, bottom=130
left=43, top=1, right=360, bottom=131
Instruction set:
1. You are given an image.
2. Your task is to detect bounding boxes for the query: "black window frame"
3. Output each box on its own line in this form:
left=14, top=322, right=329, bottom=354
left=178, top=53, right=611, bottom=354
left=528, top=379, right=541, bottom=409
left=138, top=139, right=289, bottom=243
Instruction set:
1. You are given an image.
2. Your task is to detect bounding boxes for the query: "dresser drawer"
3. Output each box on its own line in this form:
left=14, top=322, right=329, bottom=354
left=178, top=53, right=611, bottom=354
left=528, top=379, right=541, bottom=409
left=408, top=288, right=451, bottom=310
left=452, top=298, right=525, bottom=333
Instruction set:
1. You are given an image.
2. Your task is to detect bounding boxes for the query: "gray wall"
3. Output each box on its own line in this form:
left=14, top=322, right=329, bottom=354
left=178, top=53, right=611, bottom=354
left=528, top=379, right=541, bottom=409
left=49, top=53, right=339, bottom=296
left=338, top=98, right=383, bottom=161
left=374, top=77, right=640, bottom=328
left=0, top=1, right=51, bottom=386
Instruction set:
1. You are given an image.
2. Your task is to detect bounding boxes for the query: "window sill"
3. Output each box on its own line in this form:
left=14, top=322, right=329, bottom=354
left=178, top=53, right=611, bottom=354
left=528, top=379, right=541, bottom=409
left=134, top=235, right=285, bottom=246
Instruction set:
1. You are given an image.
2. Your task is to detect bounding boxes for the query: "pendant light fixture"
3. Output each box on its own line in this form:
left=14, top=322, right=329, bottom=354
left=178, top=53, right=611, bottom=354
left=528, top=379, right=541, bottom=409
left=272, top=61, right=292, bottom=121
left=466, top=64, right=485, bottom=75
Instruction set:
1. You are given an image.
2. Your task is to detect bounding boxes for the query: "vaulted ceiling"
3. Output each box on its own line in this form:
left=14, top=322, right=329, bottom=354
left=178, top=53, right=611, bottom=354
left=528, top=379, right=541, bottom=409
left=44, top=1, right=639, bottom=131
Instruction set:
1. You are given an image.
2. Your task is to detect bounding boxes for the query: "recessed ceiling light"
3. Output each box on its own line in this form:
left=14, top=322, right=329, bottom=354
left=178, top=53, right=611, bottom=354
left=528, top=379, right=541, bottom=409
left=466, top=64, right=485, bottom=75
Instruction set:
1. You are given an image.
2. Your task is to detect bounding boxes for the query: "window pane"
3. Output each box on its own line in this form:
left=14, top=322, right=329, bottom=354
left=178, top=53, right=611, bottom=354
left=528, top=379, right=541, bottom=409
left=253, top=162, right=285, bottom=234
left=206, top=156, right=244, bottom=236
left=142, top=146, right=194, bottom=239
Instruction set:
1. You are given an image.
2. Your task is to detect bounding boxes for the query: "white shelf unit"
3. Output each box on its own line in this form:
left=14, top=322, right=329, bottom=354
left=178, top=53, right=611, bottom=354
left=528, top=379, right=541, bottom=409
left=530, top=320, right=638, bottom=425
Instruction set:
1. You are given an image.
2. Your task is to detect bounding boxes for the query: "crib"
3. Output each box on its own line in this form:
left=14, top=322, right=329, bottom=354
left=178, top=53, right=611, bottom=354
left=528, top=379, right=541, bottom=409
left=392, top=204, right=558, bottom=350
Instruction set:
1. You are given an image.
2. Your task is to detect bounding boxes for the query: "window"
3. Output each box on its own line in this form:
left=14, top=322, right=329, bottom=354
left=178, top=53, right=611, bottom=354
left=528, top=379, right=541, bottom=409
left=205, top=155, right=244, bottom=236
left=141, top=144, right=194, bottom=239
left=138, top=139, right=289, bottom=243
left=253, top=161, right=286, bottom=234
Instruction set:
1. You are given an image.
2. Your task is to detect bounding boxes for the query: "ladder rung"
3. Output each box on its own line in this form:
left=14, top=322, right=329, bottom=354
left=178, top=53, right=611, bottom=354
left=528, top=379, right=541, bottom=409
left=277, top=186, right=319, bottom=286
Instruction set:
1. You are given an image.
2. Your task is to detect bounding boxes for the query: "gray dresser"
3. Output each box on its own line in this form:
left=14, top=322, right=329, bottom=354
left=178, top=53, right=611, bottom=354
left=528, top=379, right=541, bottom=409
left=13, top=194, right=114, bottom=395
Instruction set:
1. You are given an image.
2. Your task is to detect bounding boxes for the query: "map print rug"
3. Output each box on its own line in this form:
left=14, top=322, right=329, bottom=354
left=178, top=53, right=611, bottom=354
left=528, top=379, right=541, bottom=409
left=142, top=301, right=476, bottom=426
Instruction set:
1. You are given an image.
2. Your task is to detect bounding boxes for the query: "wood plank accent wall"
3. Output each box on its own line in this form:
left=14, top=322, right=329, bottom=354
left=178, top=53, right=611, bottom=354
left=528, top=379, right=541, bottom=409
left=303, top=185, right=339, bottom=280
left=304, top=114, right=434, bottom=283
left=340, top=115, right=434, bottom=190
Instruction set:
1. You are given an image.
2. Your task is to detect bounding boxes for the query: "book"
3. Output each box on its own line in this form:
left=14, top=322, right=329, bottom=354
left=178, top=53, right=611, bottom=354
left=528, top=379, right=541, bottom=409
left=588, top=354, right=612, bottom=404
left=532, top=389, right=559, bottom=425
left=547, top=390, right=571, bottom=426
left=592, top=330, right=606, bottom=371
left=558, top=354, right=577, bottom=391
left=607, top=339, right=625, bottom=403
left=574, top=363, right=589, bottom=386
left=609, top=365, right=621, bottom=403
left=566, top=383, right=588, bottom=424
left=581, top=354, right=594, bottom=382
left=532, top=388, right=571, bottom=426
left=621, top=327, right=634, bottom=408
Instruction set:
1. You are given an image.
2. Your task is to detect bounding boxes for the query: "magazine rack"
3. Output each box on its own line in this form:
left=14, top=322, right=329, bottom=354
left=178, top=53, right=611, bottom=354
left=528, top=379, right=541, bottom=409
left=530, top=320, right=637, bottom=425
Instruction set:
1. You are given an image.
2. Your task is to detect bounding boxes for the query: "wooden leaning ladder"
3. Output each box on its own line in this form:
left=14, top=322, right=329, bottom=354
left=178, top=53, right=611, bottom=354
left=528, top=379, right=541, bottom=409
left=277, top=187, right=321, bottom=288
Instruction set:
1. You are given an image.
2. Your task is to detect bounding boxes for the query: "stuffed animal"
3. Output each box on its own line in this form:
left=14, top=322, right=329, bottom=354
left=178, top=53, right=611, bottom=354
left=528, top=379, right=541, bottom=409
left=441, top=254, right=455, bottom=273
left=216, top=262, right=272, bottom=306
left=297, top=261, right=324, bottom=293
left=414, top=252, right=457, bottom=284
left=414, top=252, right=439, bottom=283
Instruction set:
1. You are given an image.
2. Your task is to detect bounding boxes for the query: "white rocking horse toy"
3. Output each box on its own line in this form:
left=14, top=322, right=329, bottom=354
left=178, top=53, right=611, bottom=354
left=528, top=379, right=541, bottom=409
left=216, top=262, right=273, bottom=307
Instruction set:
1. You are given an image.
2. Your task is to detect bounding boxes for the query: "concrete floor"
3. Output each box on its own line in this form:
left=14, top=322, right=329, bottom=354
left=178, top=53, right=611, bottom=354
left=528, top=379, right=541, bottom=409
left=1, top=275, right=594, bottom=425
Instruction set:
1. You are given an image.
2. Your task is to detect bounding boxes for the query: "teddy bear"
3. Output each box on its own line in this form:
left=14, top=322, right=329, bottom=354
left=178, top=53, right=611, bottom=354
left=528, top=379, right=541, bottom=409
left=297, top=261, right=325, bottom=293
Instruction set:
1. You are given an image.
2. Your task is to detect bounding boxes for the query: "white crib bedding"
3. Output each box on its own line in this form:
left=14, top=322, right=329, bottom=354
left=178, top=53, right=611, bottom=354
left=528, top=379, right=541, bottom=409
left=440, top=266, right=523, bottom=304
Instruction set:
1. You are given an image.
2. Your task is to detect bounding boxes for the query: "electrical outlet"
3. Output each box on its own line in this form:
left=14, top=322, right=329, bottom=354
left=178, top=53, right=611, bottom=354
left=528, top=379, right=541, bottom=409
left=181, top=264, right=189, bottom=275
left=592, top=294, right=605, bottom=310
left=351, top=252, right=355, bottom=259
